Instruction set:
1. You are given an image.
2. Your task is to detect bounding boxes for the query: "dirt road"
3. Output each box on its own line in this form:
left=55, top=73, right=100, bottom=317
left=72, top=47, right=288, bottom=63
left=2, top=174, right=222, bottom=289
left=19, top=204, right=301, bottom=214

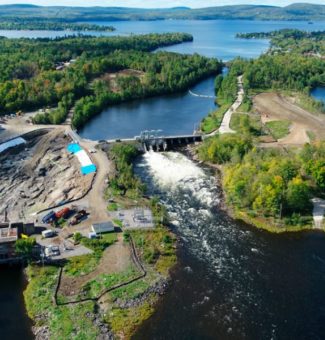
left=254, top=92, right=325, bottom=146
left=219, top=75, right=244, bottom=134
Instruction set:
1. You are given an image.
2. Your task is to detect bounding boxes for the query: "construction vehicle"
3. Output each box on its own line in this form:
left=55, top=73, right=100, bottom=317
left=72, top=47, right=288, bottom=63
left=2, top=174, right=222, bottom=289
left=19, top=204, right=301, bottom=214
left=70, top=209, right=87, bottom=226
left=42, top=211, right=56, bottom=224
left=55, top=207, right=71, bottom=219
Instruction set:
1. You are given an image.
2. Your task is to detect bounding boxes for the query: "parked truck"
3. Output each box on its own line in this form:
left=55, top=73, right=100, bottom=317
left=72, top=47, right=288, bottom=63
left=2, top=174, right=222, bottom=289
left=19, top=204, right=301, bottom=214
left=55, top=207, right=71, bottom=219
left=42, top=211, right=56, bottom=224
left=70, top=209, right=87, bottom=226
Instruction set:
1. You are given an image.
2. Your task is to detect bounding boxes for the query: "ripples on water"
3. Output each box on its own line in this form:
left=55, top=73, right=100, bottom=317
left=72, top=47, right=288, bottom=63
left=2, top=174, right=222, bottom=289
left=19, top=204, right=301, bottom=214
left=134, top=151, right=325, bottom=340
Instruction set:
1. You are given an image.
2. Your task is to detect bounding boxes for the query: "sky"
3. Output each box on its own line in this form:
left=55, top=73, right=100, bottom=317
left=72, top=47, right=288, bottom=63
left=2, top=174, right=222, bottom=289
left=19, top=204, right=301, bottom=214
left=0, top=0, right=324, bottom=8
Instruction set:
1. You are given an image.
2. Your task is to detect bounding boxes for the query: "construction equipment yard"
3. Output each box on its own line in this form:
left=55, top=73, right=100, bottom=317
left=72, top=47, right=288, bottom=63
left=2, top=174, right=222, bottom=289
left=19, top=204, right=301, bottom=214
left=0, top=129, right=94, bottom=222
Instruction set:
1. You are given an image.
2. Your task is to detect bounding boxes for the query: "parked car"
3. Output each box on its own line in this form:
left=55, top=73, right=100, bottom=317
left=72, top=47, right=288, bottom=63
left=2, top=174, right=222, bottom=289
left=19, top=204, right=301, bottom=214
left=42, top=229, right=55, bottom=238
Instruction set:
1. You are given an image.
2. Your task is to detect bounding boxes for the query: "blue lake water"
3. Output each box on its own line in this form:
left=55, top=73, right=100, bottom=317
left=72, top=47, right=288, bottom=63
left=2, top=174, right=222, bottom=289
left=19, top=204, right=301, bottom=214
left=1, top=19, right=324, bottom=60
left=77, top=19, right=325, bottom=140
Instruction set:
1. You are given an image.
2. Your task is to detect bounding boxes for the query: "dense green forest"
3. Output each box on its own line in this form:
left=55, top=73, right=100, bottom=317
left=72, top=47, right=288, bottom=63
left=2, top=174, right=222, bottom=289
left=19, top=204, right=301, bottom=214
left=0, top=3, right=324, bottom=21
left=236, top=30, right=325, bottom=112
left=199, top=130, right=325, bottom=228
left=0, top=20, right=115, bottom=32
left=237, top=29, right=325, bottom=55
left=0, top=33, right=219, bottom=126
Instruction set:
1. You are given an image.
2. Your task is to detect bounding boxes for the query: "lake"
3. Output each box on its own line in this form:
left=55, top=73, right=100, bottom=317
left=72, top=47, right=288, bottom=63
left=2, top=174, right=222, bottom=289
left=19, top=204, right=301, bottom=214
left=1, top=19, right=325, bottom=60
left=78, top=19, right=325, bottom=140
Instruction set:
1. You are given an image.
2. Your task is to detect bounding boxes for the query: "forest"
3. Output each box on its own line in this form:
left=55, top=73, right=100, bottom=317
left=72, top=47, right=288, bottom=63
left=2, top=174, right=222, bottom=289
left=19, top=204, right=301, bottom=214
left=0, top=20, right=115, bottom=32
left=237, top=30, right=325, bottom=112
left=0, top=3, right=324, bottom=21
left=237, top=29, right=325, bottom=55
left=0, top=32, right=218, bottom=126
left=199, top=127, right=325, bottom=227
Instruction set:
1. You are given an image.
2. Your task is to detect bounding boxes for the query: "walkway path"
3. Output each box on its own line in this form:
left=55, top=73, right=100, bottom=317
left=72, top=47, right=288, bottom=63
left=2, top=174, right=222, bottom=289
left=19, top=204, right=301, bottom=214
left=312, top=198, right=325, bottom=229
left=218, top=75, right=244, bottom=134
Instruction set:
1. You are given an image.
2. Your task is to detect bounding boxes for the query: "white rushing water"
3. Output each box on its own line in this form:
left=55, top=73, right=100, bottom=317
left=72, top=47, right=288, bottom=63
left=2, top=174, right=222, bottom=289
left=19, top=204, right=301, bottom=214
left=135, top=151, right=267, bottom=335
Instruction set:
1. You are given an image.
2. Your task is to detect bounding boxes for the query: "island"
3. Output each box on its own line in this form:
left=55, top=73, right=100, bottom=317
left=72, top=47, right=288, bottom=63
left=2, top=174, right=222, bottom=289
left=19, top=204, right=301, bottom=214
left=0, top=20, right=115, bottom=32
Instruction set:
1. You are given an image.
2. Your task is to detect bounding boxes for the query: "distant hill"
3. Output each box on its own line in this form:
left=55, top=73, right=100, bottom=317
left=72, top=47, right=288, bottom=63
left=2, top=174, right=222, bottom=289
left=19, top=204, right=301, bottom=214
left=0, top=3, right=324, bottom=21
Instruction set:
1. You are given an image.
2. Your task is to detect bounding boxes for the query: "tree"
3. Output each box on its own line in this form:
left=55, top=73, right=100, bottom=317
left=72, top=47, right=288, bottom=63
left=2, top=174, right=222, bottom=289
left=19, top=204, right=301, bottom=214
left=285, top=177, right=311, bottom=213
left=15, top=238, right=36, bottom=260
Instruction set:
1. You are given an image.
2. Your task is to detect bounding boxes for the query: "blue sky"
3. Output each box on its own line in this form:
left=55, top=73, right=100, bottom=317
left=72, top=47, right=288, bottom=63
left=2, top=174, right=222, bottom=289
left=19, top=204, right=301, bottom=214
left=0, top=0, right=324, bottom=8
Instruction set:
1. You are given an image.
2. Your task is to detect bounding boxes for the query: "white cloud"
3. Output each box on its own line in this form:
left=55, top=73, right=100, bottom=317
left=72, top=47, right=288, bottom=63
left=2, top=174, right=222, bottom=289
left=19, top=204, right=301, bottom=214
left=0, top=0, right=324, bottom=8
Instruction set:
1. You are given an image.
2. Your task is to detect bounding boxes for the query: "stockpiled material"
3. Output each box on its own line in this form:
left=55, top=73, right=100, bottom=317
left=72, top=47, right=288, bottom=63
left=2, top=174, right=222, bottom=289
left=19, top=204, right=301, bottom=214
left=0, top=137, right=26, bottom=153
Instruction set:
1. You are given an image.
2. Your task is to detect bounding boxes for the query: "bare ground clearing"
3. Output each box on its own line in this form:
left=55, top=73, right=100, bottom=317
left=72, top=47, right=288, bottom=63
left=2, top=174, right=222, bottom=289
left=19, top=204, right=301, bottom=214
left=254, top=92, right=325, bottom=146
left=0, top=130, right=93, bottom=222
left=59, top=235, right=133, bottom=297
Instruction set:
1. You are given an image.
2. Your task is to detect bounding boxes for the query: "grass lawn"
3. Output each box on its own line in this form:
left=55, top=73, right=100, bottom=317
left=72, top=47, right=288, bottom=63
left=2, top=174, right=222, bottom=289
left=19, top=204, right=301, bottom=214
left=24, top=265, right=100, bottom=339
left=265, top=120, right=291, bottom=140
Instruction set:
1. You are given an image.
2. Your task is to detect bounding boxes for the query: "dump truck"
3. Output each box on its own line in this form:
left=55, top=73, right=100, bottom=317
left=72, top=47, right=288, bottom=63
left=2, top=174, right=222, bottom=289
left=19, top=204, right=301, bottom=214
left=55, top=207, right=71, bottom=219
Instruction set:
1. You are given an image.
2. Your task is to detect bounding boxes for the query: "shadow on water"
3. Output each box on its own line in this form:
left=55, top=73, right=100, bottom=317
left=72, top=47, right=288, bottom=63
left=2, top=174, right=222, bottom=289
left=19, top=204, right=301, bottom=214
left=0, top=265, right=34, bottom=340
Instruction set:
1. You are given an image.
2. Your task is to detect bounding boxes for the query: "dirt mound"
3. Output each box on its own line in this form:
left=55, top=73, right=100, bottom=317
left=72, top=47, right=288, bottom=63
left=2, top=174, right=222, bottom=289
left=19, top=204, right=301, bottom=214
left=59, top=236, right=133, bottom=297
left=254, top=92, right=325, bottom=145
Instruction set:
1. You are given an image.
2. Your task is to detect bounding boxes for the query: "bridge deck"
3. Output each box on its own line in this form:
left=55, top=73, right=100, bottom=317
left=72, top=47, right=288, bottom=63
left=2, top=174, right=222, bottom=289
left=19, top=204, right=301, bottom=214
left=105, top=134, right=202, bottom=143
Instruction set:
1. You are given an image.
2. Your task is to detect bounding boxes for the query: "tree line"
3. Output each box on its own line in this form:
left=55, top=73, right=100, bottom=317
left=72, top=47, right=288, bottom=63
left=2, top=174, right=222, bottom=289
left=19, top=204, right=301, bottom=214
left=199, top=131, right=324, bottom=226
left=0, top=20, right=115, bottom=32
left=0, top=33, right=196, bottom=121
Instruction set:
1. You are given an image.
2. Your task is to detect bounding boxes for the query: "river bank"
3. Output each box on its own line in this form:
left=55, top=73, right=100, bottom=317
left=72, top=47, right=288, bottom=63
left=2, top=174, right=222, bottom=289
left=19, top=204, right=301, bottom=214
left=23, top=142, right=178, bottom=340
left=185, top=143, right=324, bottom=234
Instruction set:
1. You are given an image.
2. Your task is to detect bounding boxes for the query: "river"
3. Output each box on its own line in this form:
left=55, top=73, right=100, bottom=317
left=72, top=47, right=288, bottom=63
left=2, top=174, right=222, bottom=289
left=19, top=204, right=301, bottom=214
left=2, top=19, right=325, bottom=339
left=78, top=19, right=325, bottom=140
left=134, top=151, right=325, bottom=339
left=0, top=266, right=33, bottom=340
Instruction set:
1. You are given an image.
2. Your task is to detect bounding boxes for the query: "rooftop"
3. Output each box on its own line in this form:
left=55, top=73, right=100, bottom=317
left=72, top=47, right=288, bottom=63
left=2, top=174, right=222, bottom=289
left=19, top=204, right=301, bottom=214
left=92, top=221, right=115, bottom=234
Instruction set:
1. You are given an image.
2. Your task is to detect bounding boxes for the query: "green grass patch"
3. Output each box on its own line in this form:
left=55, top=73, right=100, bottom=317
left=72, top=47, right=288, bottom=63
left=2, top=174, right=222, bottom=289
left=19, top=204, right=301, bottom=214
left=265, top=120, right=291, bottom=140
left=81, top=266, right=140, bottom=299
left=307, top=130, right=316, bottom=142
left=230, top=113, right=264, bottom=136
left=109, top=278, right=150, bottom=301
left=63, top=254, right=99, bottom=277
left=131, top=228, right=177, bottom=276
left=234, top=210, right=317, bottom=234
left=107, top=202, right=118, bottom=211
left=113, top=219, right=123, bottom=228
left=64, top=233, right=117, bottom=277
left=24, top=265, right=100, bottom=338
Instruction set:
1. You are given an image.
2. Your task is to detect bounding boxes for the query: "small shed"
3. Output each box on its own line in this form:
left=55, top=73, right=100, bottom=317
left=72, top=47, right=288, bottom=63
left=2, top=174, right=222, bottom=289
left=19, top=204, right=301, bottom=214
left=91, top=222, right=115, bottom=235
